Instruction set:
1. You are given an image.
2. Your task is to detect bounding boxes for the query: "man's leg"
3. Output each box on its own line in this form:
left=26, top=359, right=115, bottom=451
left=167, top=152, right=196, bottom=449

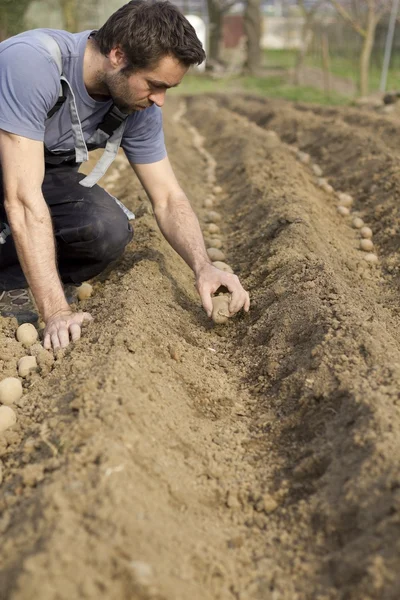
left=0, top=163, right=133, bottom=292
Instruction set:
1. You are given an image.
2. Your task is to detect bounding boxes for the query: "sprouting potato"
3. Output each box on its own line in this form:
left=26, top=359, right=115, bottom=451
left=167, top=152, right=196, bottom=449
left=77, top=282, right=93, bottom=301
left=16, top=323, right=38, bottom=347
left=0, top=377, right=23, bottom=406
left=360, top=226, right=373, bottom=239
left=207, top=248, right=226, bottom=262
left=352, top=217, right=364, bottom=229
left=337, top=206, right=350, bottom=216
left=360, top=239, right=374, bottom=252
left=18, top=356, right=37, bottom=379
left=0, top=405, right=16, bottom=433
left=208, top=223, right=220, bottom=235
left=211, top=295, right=230, bottom=324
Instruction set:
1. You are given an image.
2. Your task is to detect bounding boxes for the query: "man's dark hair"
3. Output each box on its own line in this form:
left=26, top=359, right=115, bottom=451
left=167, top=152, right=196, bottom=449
left=94, top=0, right=206, bottom=72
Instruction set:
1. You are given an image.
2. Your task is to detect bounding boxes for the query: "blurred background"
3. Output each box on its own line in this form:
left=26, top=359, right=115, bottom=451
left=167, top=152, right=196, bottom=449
left=2, top=0, right=400, bottom=106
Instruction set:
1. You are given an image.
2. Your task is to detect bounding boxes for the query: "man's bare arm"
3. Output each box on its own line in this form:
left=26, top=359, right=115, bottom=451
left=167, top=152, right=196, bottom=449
left=0, top=131, right=91, bottom=347
left=131, top=157, right=250, bottom=317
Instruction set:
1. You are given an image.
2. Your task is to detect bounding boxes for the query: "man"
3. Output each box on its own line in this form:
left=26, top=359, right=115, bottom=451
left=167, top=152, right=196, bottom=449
left=0, top=0, right=250, bottom=350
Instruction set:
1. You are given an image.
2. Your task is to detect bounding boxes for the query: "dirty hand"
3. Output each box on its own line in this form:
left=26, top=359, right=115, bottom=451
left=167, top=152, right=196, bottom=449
left=43, top=309, right=93, bottom=350
left=196, top=263, right=250, bottom=318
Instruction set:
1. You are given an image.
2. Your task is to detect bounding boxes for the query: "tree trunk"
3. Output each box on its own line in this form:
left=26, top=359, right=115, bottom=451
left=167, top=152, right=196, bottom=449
left=359, top=11, right=377, bottom=96
left=294, top=20, right=313, bottom=85
left=60, top=0, right=79, bottom=33
left=243, top=0, right=261, bottom=75
left=207, top=0, right=223, bottom=64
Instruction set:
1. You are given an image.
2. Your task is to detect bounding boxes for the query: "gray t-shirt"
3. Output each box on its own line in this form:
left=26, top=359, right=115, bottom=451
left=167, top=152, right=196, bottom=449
left=0, top=28, right=167, bottom=164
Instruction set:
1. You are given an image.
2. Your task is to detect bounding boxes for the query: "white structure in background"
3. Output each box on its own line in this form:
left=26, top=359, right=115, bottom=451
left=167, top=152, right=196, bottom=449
left=185, top=14, right=207, bottom=71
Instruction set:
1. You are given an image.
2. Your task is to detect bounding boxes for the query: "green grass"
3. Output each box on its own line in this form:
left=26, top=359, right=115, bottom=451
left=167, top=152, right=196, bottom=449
left=262, top=48, right=400, bottom=94
left=171, top=72, right=350, bottom=105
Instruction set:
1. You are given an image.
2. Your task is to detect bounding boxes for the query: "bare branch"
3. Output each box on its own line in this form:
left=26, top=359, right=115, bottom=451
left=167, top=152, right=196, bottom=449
left=329, top=0, right=367, bottom=37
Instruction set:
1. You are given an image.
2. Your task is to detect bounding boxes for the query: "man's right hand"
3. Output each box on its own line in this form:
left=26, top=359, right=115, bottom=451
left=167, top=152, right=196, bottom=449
left=43, top=310, right=93, bottom=350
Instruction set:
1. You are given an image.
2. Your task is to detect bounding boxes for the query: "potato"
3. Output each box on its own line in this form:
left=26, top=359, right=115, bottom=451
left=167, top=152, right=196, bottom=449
left=360, top=226, right=373, bottom=239
left=213, top=186, right=223, bottom=194
left=16, top=323, right=38, bottom=347
left=207, top=248, right=226, bottom=262
left=338, top=192, right=353, bottom=207
left=208, top=223, right=220, bottom=235
left=205, top=211, right=222, bottom=223
left=312, top=164, right=323, bottom=177
left=352, top=217, right=364, bottom=229
left=0, top=377, right=23, bottom=406
left=360, top=239, right=374, bottom=252
left=204, top=197, right=214, bottom=208
left=18, top=356, right=37, bottom=378
left=364, top=253, right=378, bottom=264
left=77, top=282, right=93, bottom=301
left=321, top=182, right=334, bottom=194
left=211, top=295, right=230, bottom=324
left=0, top=406, right=16, bottom=433
left=208, top=238, right=223, bottom=249
left=212, top=261, right=234, bottom=274
left=297, top=151, right=310, bottom=164
left=337, top=206, right=350, bottom=216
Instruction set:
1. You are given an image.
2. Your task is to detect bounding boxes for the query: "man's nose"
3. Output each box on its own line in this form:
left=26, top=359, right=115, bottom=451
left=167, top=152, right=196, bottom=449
left=149, top=89, right=166, bottom=107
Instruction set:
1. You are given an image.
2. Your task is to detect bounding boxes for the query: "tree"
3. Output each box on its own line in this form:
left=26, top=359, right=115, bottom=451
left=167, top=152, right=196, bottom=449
left=243, top=0, right=262, bottom=75
left=329, top=0, right=389, bottom=96
left=60, top=0, right=79, bottom=33
left=294, top=0, right=324, bottom=85
left=0, top=0, right=34, bottom=40
left=206, top=0, right=236, bottom=65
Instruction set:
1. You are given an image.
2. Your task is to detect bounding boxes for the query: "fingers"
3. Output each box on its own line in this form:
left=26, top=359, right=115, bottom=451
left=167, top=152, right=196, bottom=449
left=70, top=323, right=81, bottom=343
left=199, top=287, right=213, bottom=318
left=43, top=312, right=92, bottom=350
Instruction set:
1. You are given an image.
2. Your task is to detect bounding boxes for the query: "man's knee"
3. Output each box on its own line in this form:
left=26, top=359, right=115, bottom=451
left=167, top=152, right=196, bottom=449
left=56, top=201, right=133, bottom=263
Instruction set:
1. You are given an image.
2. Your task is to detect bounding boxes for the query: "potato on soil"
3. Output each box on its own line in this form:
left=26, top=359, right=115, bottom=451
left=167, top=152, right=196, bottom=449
left=207, top=248, right=226, bottom=262
left=205, top=211, right=222, bottom=223
left=208, top=238, right=223, bottom=249
left=77, top=282, right=93, bottom=301
left=337, top=206, right=350, bottom=216
left=204, top=197, right=214, bottom=208
left=16, top=323, right=38, bottom=347
left=0, top=405, right=16, bottom=433
left=208, top=223, right=220, bottom=235
left=18, top=356, right=37, bottom=378
left=352, top=217, right=364, bottom=229
left=0, top=377, right=23, bottom=406
left=364, top=253, right=378, bottom=263
left=212, top=261, right=234, bottom=274
left=360, top=226, right=373, bottom=239
left=338, top=192, right=353, bottom=207
left=212, top=295, right=230, bottom=324
left=312, top=164, right=323, bottom=177
left=213, top=186, right=223, bottom=194
left=297, top=150, right=310, bottom=164
left=360, top=239, right=374, bottom=252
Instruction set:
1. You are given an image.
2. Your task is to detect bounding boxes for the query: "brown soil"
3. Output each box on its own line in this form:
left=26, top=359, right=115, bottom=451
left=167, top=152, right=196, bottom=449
left=1, top=93, right=400, bottom=599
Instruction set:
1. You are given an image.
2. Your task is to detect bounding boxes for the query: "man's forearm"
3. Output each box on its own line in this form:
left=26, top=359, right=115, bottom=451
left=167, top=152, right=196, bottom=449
left=153, top=192, right=210, bottom=275
left=5, top=193, right=69, bottom=319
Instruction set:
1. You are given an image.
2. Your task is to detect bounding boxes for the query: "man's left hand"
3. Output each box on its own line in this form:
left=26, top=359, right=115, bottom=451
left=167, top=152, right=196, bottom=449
left=195, top=263, right=250, bottom=319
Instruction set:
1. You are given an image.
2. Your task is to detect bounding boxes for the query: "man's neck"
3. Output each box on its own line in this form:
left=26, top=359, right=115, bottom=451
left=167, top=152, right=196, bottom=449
left=83, top=37, right=110, bottom=100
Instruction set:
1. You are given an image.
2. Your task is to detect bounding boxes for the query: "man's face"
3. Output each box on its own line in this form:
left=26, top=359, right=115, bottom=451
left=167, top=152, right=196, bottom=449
left=105, top=54, right=188, bottom=114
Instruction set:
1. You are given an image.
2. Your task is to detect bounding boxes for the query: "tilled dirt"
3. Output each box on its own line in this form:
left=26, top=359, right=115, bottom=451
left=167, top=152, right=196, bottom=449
left=1, top=94, right=400, bottom=600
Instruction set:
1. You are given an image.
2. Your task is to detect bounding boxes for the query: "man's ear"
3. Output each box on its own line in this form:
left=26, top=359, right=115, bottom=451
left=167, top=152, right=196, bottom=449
left=108, top=46, right=127, bottom=69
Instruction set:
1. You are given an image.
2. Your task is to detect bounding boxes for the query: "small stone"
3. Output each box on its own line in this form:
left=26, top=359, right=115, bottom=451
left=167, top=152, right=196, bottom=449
left=18, top=356, right=37, bottom=378
left=16, top=323, right=38, bottom=347
left=0, top=406, right=16, bottom=433
left=77, top=282, right=93, bottom=301
left=0, top=378, right=23, bottom=406
left=207, top=248, right=226, bottom=262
